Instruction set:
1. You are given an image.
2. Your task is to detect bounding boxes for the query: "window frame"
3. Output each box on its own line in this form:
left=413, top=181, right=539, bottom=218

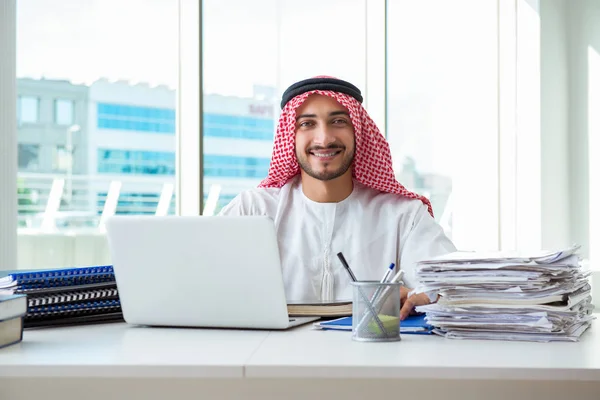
left=177, top=0, right=203, bottom=216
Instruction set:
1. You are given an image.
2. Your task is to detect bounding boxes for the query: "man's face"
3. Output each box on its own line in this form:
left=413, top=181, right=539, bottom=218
left=294, top=95, right=355, bottom=181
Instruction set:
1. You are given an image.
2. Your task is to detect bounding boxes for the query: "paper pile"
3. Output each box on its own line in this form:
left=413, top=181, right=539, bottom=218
left=414, top=245, right=595, bottom=342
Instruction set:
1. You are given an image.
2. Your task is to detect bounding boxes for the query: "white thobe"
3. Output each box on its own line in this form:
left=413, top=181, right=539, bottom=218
left=218, top=176, right=456, bottom=302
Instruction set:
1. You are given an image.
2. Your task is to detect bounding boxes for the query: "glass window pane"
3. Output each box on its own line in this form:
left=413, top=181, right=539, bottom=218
left=18, top=143, right=39, bottom=170
left=55, top=99, right=74, bottom=125
left=386, top=0, right=499, bottom=248
left=202, top=0, right=366, bottom=214
left=18, top=96, right=39, bottom=123
left=16, top=0, right=178, bottom=269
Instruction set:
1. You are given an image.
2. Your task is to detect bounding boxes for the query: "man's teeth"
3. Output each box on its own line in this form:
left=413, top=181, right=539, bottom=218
left=312, top=151, right=339, bottom=157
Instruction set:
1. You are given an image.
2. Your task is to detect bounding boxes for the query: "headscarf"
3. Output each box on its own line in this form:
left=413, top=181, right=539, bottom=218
left=258, top=76, right=434, bottom=217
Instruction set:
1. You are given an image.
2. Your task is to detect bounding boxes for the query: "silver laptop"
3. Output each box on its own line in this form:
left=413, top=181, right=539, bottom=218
left=104, top=215, right=318, bottom=330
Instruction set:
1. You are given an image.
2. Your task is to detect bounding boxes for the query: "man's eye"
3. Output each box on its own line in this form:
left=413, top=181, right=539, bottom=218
left=299, top=121, right=313, bottom=127
left=332, top=119, right=348, bottom=125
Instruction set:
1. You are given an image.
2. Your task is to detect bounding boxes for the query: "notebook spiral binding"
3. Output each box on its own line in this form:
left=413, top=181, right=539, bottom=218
left=26, top=299, right=122, bottom=318
left=27, top=288, right=119, bottom=308
left=1, top=265, right=116, bottom=291
left=9, top=282, right=117, bottom=296
left=15, top=274, right=116, bottom=290
left=12, top=266, right=113, bottom=280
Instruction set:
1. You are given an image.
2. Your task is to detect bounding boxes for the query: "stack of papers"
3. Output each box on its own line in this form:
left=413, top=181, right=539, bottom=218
left=414, top=245, right=595, bottom=342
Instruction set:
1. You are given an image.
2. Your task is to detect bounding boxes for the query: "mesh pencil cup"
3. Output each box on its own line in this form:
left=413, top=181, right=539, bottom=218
left=350, top=281, right=402, bottom=342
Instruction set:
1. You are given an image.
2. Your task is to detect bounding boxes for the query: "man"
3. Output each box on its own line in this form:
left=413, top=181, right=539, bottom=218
left=219, top=76, right=456, bottom=319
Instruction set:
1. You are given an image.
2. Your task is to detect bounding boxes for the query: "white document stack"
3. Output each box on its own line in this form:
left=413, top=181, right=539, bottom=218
left=414, top=245, right=595, bottom=342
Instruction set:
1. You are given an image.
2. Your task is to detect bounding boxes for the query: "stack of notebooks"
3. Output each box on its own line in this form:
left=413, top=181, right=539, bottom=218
left=0, top=265, right=123, bottom=328
left=414, top=245, right=595, bottom=342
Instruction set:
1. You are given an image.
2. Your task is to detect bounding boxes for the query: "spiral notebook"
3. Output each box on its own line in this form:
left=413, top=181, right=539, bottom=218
left=24, top=312, right=124, bottom=329
left=27, top=287, right=119, bottom=307
left=13, top=282, right=117, bottom=296
left=0, top=265, right=115, bottom=291
left=24, top=299, right=123, bottom=328
left=28, top=299, right=121, bottom=316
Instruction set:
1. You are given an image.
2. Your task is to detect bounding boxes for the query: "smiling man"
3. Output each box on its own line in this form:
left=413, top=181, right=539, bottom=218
left=219, top=76, right=456, bottom=319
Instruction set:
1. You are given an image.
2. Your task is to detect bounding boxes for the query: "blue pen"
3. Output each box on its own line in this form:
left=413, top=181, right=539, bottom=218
left=380, top=263, right=395, bottom=283
left=370, top=263, right=395, bottom=303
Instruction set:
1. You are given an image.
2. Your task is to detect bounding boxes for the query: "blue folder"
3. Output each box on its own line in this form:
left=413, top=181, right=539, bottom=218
left=315, top=313, right=433, bottom=334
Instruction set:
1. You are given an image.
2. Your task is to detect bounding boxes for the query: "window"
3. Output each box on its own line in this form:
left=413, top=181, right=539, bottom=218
left=97, top=149, right=176, bottom=175
left=204, top=113, right=275, bottom=140
left=97, top=103, right=176, bottom=134
left=202, top=0, right=367, bottom=214
left=204, top=155, right=271, bottom=178
left=17, top=144, right=39, bottom=170
left=17, top=96, right=39, bottom=123
left=15, top=0, right=178, bottom=269
left=386, top=0, right=499, bottom=250
left=54, top=99, right=74, bottom=125
left=53, top=145, right=71, bottom=171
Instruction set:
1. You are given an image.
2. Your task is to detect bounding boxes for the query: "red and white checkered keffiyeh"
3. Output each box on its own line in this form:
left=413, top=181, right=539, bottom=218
left=258, top=88, right=434, bottom=217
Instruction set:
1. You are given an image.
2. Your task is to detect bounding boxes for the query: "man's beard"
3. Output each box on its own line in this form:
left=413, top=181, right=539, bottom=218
left=296, top=145, right=355, bottom=181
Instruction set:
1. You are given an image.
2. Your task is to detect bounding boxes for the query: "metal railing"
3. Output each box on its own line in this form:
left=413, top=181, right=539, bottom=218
left=17, top=172, right=177, bottom=233
left=17, top=172, right=453, bottom=237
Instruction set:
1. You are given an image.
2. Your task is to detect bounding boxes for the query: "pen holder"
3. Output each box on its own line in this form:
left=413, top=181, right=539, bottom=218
left=350, top=281, right=402, bottom=342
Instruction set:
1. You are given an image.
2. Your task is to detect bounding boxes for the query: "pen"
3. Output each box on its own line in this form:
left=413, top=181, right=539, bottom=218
left=370, top=263, right=395, bottom=302
left=390, top=269, right=404, bottom=285
left=337, top=252, right=389, bottom=336
left=380, top=263, right=395, bottom=283
left=337, top=252, right=357, bottom=282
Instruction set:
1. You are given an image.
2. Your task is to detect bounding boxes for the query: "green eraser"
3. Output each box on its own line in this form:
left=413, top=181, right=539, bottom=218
left=367, top=314, right=400, bottom=334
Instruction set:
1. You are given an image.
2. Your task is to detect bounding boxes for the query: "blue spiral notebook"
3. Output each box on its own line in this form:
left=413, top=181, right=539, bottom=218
left=314, top=313, right=433, bottom=334
left=0, top=265, right=115, bottom=291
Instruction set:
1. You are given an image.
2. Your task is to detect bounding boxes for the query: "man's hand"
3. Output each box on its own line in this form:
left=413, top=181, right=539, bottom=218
left=399, top=286, right=432, bottom=320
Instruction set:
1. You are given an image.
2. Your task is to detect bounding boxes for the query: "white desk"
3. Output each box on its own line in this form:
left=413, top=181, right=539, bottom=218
left=1, top=321, right=599, bottom=400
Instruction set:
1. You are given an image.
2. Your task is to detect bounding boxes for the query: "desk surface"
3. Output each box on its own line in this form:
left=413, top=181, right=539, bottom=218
left=1, top=320, right=599, bottom=381
left=248, top=323, right=600, bottom=380
left=0, top=323, right=268, bottom=378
